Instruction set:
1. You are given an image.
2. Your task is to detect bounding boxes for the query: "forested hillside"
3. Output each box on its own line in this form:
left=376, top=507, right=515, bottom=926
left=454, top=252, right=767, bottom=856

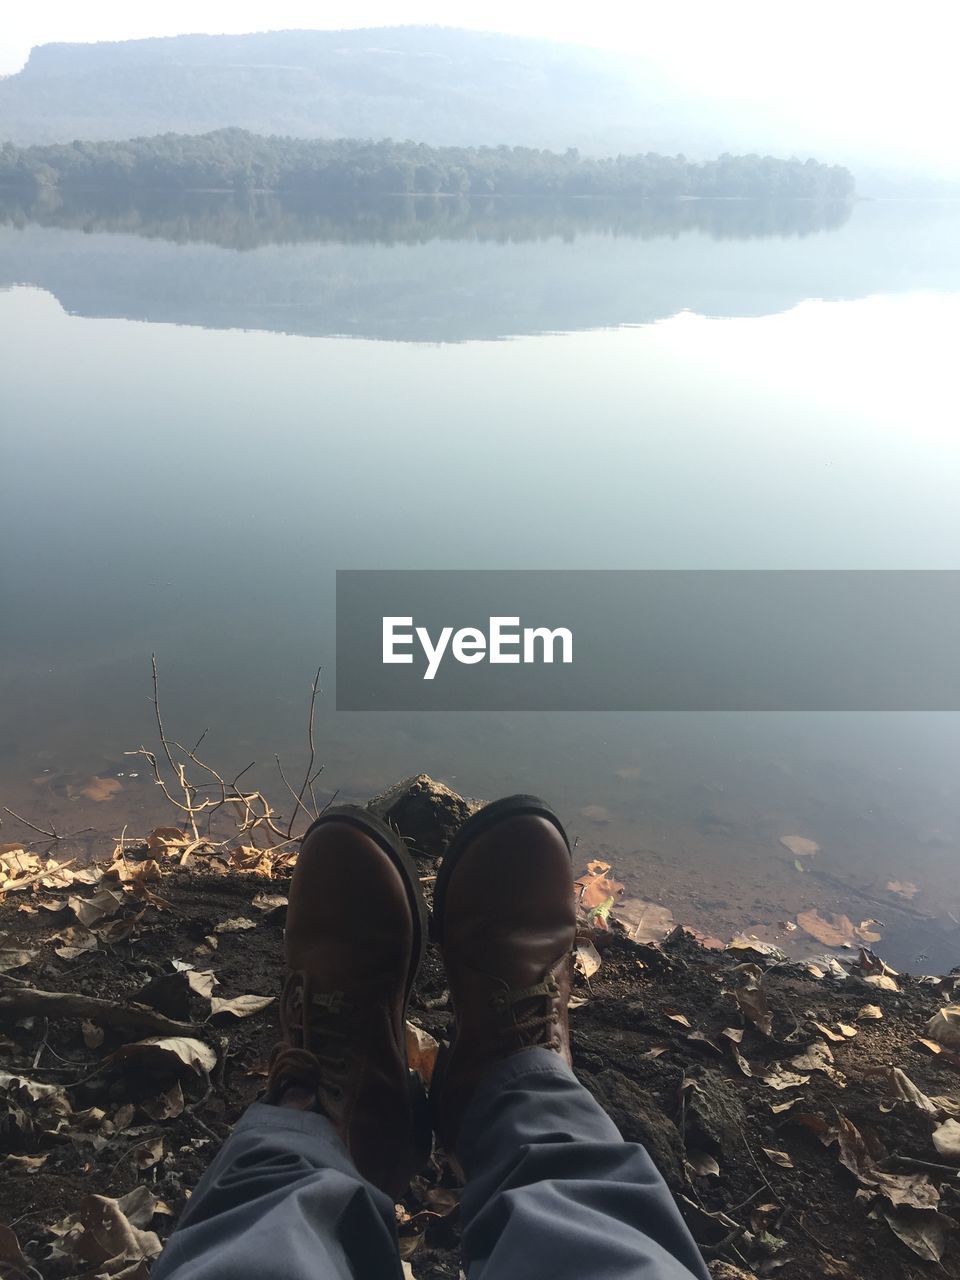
left=0, top=130, right=856, bottom=199
left=0, top=26, right=785, bottom=156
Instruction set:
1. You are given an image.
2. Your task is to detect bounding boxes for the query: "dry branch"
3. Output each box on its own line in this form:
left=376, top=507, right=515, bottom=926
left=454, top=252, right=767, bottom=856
left=0, top=987, right=198, bottom=1037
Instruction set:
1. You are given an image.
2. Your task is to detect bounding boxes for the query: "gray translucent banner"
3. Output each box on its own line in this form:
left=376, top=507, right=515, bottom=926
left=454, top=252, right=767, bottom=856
left=335, top=571, right=960, bottom=711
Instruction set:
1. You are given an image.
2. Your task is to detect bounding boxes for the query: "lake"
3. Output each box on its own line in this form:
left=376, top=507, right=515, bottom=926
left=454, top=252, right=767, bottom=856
left=1, top=193, right=958, bottom=969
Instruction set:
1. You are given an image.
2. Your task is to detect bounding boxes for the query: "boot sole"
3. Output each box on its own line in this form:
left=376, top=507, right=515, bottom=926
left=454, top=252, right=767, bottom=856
left=430, top=793, right=571, bottom=946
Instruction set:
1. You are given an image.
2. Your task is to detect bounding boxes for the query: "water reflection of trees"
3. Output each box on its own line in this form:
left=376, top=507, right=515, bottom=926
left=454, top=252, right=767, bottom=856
left=0, top=190, right=853, bottom=251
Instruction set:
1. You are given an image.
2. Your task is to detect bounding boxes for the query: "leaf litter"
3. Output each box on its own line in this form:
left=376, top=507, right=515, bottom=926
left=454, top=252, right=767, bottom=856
left=0, top=815, right=958, bottom=1278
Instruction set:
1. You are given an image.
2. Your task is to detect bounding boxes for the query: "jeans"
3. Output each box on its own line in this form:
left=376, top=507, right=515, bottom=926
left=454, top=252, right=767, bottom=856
left=152, top=1048, right=709, bottom=1280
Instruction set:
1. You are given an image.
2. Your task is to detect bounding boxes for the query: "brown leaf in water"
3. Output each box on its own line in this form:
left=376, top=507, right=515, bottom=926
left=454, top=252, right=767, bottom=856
left=779, top=835, right=820, bottom=857
left=885, top=880, right=919, bottom=899
left=796, top=910, right=855, bottom=948
left=576, top=866, right=625, bottom=909
left=77, top=776, right=123, bottom=802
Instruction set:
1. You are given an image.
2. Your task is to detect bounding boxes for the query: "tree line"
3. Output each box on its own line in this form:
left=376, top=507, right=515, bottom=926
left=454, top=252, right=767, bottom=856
left=0, top=130, right=856, bottom=200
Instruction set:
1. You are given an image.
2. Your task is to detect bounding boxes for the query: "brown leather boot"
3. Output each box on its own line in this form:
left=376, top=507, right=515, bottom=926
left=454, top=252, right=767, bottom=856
left=430, top=796, right=576, bottom=1152
left=264, top=806, right=429, bottom=1197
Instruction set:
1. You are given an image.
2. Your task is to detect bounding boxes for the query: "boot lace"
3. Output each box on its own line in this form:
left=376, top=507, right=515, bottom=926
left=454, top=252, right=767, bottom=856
left=266, top=973, right=355, bottom=1103
left=489, top=977, right=562, bottom=1051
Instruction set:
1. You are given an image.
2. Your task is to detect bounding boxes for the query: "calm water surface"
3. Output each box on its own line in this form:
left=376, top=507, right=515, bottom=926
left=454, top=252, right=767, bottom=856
left=1, top=195, right=958, bottom=968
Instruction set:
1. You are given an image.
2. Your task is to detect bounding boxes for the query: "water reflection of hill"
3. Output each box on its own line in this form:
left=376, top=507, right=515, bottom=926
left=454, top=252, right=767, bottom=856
left=1, top=193, right=957, bottom=343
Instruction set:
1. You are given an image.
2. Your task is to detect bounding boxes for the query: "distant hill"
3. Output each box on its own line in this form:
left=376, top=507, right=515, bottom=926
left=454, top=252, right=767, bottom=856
left=0, top=26, right=790, bottom=156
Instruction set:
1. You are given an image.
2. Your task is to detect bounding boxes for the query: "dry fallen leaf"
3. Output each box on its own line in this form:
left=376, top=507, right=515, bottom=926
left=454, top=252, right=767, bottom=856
left=0, top=947, right=37, bottom=972
left=68, top=888, right=126, bottom=930
left=74, top=1191, right=162, bottom=1265
left=932, top=1118, right=960, bottom=1161
left=662, top=1006, right=692, bottom=1029
left=834, top=1113, right=939, bottom=1209
left=734, top=966, right=773, bottom=1038
left=214, top=917, right=257, bottom=934
left=686, top=1152, right=721, bottom=1177
left=779, top=835, right=820, bottom=857
left=925, top=1006, right=960, bottom=1052
left=209, top=993, right=275, bottom=1020
left=0, top=1226, right=29, bottom=1277
left=146, top=827, right=190, bottom=854
left=574, top=939, right=601, bottom=979
left=615, top=898, right=675, bottom=945
left=185, top=970, right=217, bottom=1000
left=113, top=1037, right=217, bottom=1077
left=762, top=1147, right=794, bottom=1169
left=405, top=1022, right=440, bottom=1085
left=883, top=1206, right=954, bottom=1262
left=762, top=1064, right=811, bottom=1091
left=82, top=1019, right=105, bottom=1050
left=251, top=892, right=288, bottom=914
left=857, top=1005, right=883, bottom=1021
left=141, top=1081, right=185, bottom=1122
left=135, top=1136, right=164, bottom=1170
left=54, top=926, right=99, bottom=960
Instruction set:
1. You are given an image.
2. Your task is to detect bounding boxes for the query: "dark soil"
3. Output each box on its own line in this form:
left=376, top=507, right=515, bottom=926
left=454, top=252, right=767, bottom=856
left=1, top=789, right=959, bottom=1280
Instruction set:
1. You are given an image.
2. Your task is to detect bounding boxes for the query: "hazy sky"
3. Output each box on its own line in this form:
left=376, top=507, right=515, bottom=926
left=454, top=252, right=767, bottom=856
left=2, top=2, right=959, bottom=171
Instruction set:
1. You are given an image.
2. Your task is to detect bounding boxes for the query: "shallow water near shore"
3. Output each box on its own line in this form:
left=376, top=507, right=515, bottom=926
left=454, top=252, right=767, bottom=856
left=1, top=194, right=958, bottom=970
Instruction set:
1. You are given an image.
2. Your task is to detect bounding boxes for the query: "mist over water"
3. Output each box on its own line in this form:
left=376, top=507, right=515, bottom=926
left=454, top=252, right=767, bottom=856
left=1, top=194, right=958, bottom=968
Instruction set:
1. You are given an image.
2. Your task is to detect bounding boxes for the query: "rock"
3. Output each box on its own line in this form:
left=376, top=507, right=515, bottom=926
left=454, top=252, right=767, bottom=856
left=366, top=774, right=481, bottom=859
left=588, top=1068, right=684, bottom=1188
left=684, top=1067, right=748, bottom=1154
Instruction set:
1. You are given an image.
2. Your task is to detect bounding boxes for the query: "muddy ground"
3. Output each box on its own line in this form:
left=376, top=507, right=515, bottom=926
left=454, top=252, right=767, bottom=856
left=1, top=779, right=959, bottom=1279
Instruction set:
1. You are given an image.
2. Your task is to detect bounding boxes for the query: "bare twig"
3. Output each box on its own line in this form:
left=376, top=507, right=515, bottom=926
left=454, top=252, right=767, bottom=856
left=2, top=809, right=93, bottom=847
left=287, top=666, right=322, bottom=838
left=275, top=754, right=314, bottom=830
